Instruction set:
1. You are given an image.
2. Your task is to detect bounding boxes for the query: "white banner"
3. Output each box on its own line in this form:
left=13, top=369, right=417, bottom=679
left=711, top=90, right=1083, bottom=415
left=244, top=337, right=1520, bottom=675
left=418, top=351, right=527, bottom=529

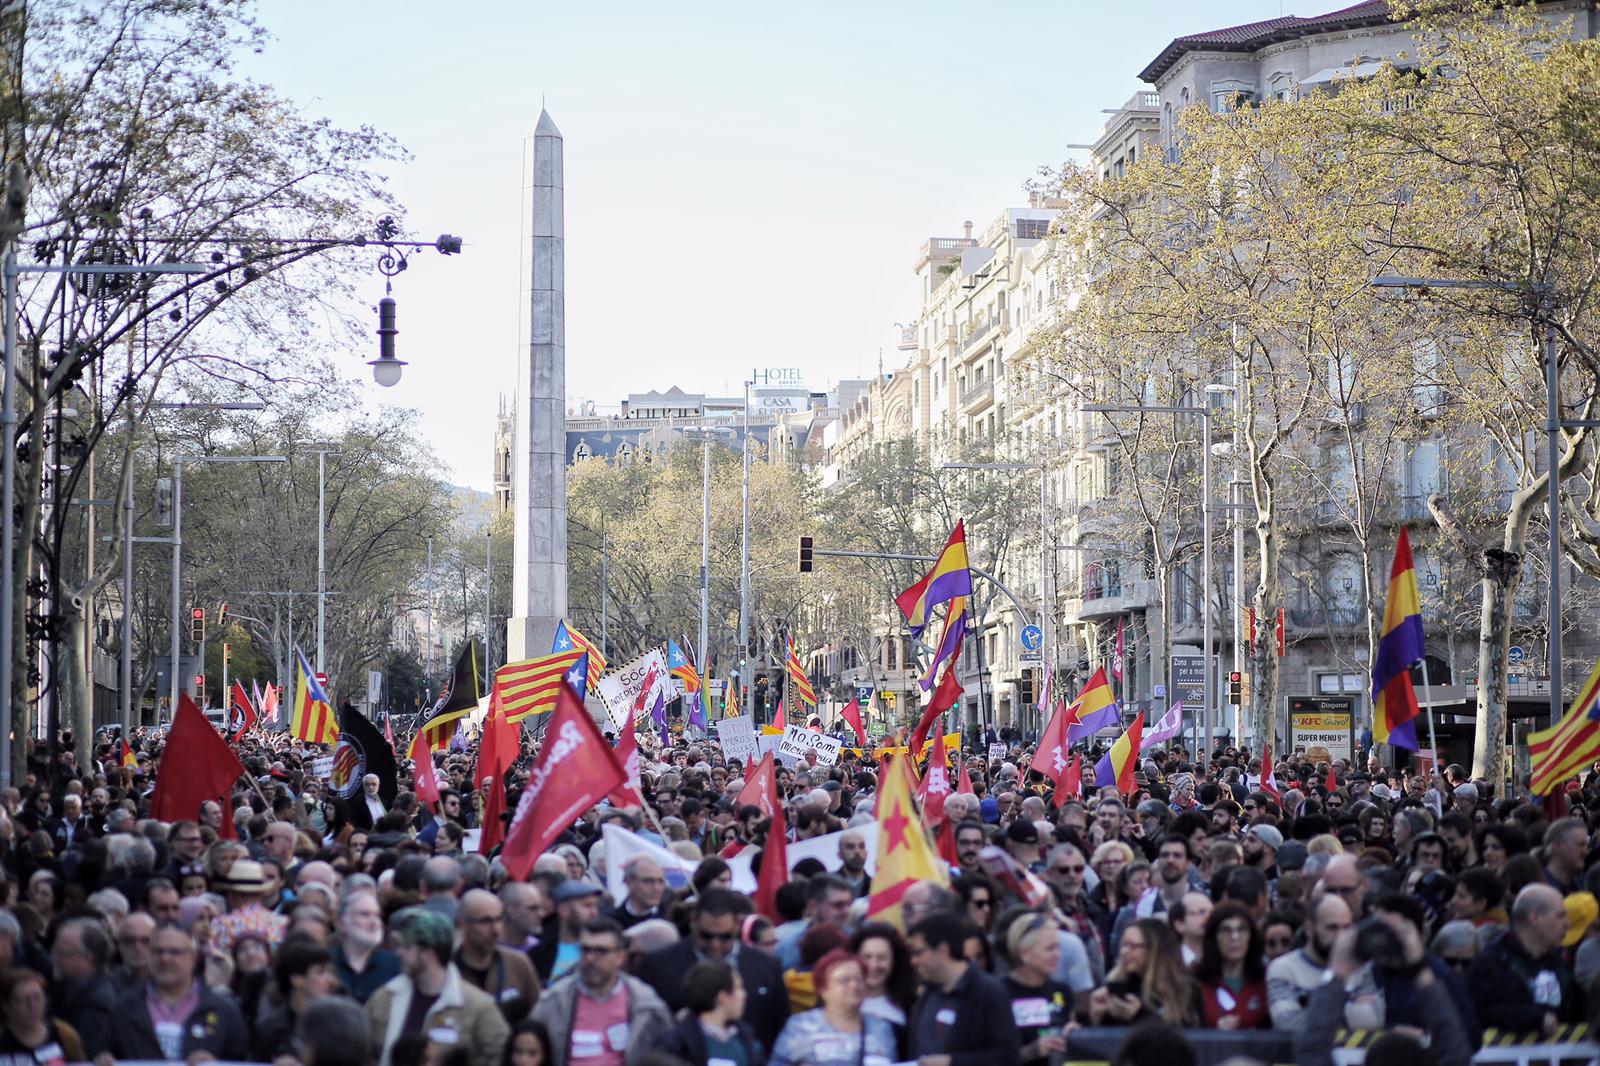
left=311, top=756, right=334, bottom=779
left=724, top=821, right=880, bottom=890
left=596, top=647, right=678, bottom=729
left=714, top=714, right=757, bottom=766
left=778, top=725, right=841, bottom=766
left=366, top=670, right=383, bottom=706
left=602, top=823, right=703, bottom=903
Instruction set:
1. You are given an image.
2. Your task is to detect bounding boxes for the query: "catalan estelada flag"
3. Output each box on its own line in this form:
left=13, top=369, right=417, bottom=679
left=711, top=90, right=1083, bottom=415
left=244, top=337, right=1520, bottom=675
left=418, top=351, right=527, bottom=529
left=895, top=521, right=973, bottom=638
left=1528, top=659, right=1600, bottom=795
left=1094, top=713, right=1144, bottom=795
left=785, top=635, right=817, bottom=706
left=495, top=649, right=585, bottom=723
left=920, top=595, right=967, bottom=692
left=724, top=677, right=741, bottom=718
left=866, top=751, right=949, bottom=929
left=1372, top=527, right=1425, bottom=750
left=120, top=739, right=137, bottom=769
left=291, top=647, right=338, bottom=745
left=1065, top=668, right=1120, bottom=745
left=552, top=620, right=606, bottom=689
left=667, top=639, right=702, bottom=694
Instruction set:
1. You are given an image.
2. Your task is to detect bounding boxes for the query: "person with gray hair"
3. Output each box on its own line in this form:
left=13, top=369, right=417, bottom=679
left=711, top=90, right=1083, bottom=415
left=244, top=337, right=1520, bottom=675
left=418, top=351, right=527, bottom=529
left=297, top=995, right=372, bottom=1066
left=50, top=916, right=119, bottom=1055
left=87, top=887, right=130, bottom=929
left=420, top=854, right=463, bottom=923
left=1430, top=919, right=1481, bottom=972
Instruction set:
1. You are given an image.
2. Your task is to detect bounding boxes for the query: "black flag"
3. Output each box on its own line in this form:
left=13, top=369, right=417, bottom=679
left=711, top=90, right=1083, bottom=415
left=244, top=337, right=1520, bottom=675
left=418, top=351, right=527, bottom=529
left=420, top=639, right=480, bottom=748
left=332, top=701, right=398, bottom=806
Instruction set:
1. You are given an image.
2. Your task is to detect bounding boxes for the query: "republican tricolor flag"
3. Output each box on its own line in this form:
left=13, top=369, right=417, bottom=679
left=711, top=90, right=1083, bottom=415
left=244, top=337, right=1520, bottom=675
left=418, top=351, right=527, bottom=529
left=1371, top=527, right=1425, bottom=750
left=1094, top=713, right=1143, bottom=795
left=895, top=521, right=973, bottom=639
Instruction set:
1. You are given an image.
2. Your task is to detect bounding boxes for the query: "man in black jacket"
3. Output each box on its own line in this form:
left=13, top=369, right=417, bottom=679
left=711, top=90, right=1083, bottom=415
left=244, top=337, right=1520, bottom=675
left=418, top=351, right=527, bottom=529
left=50, top=917, right=119, bottom=1057
left=635, top=888, right=789, bottom=1052
left=106, top=923, right=249, bottom=1061
left=906, top=909, right=1021, bottom=1066
left=1467, top=883, right=1585, bottom=1037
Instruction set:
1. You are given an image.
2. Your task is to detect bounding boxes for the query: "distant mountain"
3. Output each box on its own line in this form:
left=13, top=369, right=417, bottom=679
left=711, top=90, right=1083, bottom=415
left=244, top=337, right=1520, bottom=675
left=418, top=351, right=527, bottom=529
left=446, top=484, right=495, bottom=530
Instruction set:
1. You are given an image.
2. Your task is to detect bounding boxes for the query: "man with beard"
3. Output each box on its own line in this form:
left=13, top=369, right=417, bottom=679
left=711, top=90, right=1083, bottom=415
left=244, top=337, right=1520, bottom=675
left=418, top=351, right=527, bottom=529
left=837, top=829, right=870, bottom=897
left=1243, top=823, right=1282, bottom=881
left=1110, top=835, right=1197, bottom=954
left=1266, top=894, right=1353, bottom=1029
left=954, top=820, right=987, bottom=874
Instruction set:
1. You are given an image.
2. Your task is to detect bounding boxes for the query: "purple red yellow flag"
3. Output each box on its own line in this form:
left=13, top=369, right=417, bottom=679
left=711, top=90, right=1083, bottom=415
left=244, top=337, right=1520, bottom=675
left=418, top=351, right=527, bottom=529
left=895, top=521, right=973, bottom=638
left=1371, top=527, right=1425, bottom=750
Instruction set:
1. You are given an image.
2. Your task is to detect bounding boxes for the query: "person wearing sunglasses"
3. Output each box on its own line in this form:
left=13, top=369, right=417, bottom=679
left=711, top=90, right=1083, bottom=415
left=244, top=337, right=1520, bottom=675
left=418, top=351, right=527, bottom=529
left=530, top=916, right=670, bottom=1066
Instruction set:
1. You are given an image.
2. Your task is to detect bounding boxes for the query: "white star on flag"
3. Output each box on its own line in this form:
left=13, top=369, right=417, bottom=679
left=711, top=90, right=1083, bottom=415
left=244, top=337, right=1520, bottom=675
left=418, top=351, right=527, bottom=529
left=555, top=633, right=572, bottom=650
left=567, top=663, right=584, bottom=686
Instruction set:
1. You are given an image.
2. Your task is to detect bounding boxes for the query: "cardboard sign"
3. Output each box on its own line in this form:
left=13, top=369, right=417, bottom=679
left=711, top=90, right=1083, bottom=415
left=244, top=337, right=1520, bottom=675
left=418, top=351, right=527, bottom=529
left=714, top=714, right=758, bottom=766
left=311, top=756, right=334, bottom=779
left=778, top=724, right=841, bottom=766
left=596, top=646, right=678, bottom=729
left=988, top=743, right=1007, bottom=762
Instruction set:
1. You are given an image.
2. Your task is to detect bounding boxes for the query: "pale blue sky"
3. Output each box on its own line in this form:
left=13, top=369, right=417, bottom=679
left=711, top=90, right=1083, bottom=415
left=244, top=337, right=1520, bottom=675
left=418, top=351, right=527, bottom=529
left=246, top=1, right=1294, bottom=489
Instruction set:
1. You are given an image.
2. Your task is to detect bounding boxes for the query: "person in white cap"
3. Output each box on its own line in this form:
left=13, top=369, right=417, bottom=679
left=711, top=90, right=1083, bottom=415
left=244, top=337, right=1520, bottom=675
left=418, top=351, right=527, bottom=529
left=1244, top=824, right=1283, bottom=881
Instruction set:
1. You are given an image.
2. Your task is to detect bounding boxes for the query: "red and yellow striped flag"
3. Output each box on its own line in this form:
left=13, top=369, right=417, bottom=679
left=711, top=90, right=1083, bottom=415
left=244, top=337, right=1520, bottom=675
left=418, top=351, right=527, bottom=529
left=1529, top=659, right=1600, bottom=795
left=495, top=650, right=585, bottom=724
left=785, top=635, right=817, bottom=706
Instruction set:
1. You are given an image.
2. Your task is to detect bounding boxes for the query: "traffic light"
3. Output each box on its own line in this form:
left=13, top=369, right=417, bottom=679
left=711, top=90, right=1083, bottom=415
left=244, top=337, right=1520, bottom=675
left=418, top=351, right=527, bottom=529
left=222, top=642, right=232, bottom=667
left=190, top=607, right=205, bottom=643
left=1018, top=673, right=1036, bottom=706
left=1228, top=671, right=1242, bottom=705
left=216, top=602, right=230, bottom=627
left=798, top=535, right=814, bottom=573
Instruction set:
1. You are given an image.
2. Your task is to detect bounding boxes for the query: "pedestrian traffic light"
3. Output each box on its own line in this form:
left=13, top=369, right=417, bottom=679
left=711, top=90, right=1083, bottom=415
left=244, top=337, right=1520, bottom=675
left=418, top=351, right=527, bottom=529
left=190, top=607, right=205, bottom=643
left=1228, top=671, right=1242, bottom=705
left=798, top=535, right=814, bottom=573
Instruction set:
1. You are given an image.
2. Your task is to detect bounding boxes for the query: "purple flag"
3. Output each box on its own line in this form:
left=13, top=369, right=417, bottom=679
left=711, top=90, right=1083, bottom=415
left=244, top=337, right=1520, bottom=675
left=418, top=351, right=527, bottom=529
left=687, top=691, right=707, bottom=731
left=1139, top=701, right=1184, bottom=752
left=651, top=690, right=670, bottom=746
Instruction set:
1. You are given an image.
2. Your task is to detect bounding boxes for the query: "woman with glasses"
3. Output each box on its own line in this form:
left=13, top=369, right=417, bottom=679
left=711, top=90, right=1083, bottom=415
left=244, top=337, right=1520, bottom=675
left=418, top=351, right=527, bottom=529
left=1089, top=842, right=1137, bottom=945
left=0, top=968, right=84, bottom=1063
left=770, top=948, right=896, bottom=1066
left=1087, top=918, right=1199, bottom=1027
left=1002, top=915, right=1075, bottom=1066
left=850, top=922, right=914, bottom=1028
left=954, top=873, right=998, bottom=933
left=1262, top=911, right=1299, bottom=961
left=1195, top=901, right=1269, bottom=1030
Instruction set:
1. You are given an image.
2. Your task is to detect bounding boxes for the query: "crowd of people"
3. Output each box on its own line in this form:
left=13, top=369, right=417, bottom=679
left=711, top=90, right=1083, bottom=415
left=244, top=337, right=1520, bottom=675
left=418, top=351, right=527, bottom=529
left=0, top=719, right=1597, bottom=1066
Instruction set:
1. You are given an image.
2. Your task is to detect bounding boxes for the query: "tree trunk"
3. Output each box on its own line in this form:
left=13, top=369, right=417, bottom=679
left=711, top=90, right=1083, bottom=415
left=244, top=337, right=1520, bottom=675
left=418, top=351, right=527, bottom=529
left=1250, top=512, right=1280, bottom=751
left=66, top=602, right=91, bottom=768
left=1473, top=547, right=1520, bottom=794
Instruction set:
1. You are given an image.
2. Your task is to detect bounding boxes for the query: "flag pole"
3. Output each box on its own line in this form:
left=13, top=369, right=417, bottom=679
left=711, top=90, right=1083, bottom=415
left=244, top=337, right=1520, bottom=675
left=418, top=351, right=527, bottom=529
left=1420, top=658, right=1441, bottom=784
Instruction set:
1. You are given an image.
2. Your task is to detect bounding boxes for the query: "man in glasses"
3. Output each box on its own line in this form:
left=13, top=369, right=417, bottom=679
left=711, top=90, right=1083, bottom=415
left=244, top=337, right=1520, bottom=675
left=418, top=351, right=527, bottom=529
left=635, top=887, right=789, bottom=1051
left=1045, top=843, right=1108, bottom=975
left=367, top=908, right=509, bottom=1066
left=531, top=917, right=671, bottom=1066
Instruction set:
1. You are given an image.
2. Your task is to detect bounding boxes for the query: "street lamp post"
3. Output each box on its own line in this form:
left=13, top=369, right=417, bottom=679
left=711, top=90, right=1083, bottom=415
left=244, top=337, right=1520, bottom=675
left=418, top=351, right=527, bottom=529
left=1085, top=404, right=1215, bottom=761
left=739, top=379, right=753, bottom=674
left=167, top=455, right=288, bottom=716
left=682, top=427, right=729, bottom=682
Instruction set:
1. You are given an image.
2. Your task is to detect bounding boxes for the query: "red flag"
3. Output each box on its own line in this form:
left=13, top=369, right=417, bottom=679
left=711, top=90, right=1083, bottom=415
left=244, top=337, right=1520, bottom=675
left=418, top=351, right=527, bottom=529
left=475, top=690, right=520, bottom=855
left=1029, top=700, right=1072, bottom=792
left=608, top=722, right=645, bottom=808
left=772, top=700, right=787, bottom=731
left=227, top=681, right=257, bottom=743
left=936, top=817, right=959, bottom=866
left=501, top=681, right=628, bottom=880
left=410, top=730, right=442, bottom=808
left=1326, top=765, right=1338, bottom=794
left=1259, top=747, right=1282, bottom=800
left=917, top=751, right=951, bottom=828
left=752, top=801, right=789, bottom=921
left=1058, top=752, right=1083, bottom=805
left=839, top=699, right=867, bottom=746
left=911, top=668, right=962, bottom=760
left=957, top=759, right=975, bottom=796
left=383, top=713, right=396, bottom=752
left=151, top=695, right=245, bottom=826
left=1113, top=619, right=1125, bottom=682
left=737, top=752, right=780, bottom=821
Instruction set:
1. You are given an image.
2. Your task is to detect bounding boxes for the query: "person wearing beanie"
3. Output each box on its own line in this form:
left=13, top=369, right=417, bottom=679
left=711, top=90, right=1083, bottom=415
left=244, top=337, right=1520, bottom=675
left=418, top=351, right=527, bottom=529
left=1244, top=824, right=1283, bottom=880
left=366, top=907, right=510, bottom=1066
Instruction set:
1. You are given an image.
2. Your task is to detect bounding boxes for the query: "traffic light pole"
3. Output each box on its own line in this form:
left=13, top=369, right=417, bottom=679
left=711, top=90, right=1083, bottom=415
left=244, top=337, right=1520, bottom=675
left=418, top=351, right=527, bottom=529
left=804, top=548, right=1036, bottom=631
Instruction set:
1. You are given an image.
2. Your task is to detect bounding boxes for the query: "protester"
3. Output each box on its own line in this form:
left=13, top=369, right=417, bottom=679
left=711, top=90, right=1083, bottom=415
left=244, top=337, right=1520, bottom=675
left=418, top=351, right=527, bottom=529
left=904, top=910, right=1021, bottom=1066
left=527, top=917, right=670, bottom=1066
left=769, top=948, right=896, bottom=1066
left=1088, top=918, right=1199, bottom=1028
left=1000, top=914, right=1075, bottom=1066
left=366, top=908, right=510, bottom=1066
left=657, top=958, right=766, bottom=1066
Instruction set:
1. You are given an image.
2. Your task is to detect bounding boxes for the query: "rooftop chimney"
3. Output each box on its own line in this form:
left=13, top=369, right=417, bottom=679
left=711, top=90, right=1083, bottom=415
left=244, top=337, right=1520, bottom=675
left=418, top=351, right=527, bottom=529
left=963, top=220, right=973, bottom=239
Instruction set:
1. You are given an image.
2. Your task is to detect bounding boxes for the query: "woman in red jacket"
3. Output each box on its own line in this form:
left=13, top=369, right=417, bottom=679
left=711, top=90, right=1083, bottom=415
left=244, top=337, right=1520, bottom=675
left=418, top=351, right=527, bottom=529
left=1195, top=901, right=1270, bottom=1029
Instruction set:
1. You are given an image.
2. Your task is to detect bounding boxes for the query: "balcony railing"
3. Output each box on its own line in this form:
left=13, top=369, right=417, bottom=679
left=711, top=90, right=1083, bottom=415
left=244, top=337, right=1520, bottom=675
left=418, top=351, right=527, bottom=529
left=1288, top=605, right=1363, bottom=628
left=962, top=314, right=1002, bottom=352
left=960, top=378, right=994, bottom=409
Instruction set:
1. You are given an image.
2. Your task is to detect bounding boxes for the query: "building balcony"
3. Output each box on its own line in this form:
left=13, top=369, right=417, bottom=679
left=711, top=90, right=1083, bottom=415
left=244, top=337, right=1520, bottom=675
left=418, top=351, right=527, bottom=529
left=898, top=325, right=918, bottom=351
left=1072, top=578, right=1156, bottom=621
left=960, top=377, right=994, bottom=413
left=1288, top=605, right=1363, bottom=629
left=961, top=314, right=1002, bottom=353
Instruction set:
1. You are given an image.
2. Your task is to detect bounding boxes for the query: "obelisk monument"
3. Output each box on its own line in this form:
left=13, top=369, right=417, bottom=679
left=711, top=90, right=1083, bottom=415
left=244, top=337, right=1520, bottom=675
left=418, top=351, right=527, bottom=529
left=508, top=109, right=568, bottom=662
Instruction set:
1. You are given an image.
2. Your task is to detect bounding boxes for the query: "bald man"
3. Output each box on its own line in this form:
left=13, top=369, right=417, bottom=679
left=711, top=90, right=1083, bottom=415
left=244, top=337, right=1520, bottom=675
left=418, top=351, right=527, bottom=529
left=1467, top=883, right=1584, bottom=1037
left=454, top=889, right=541, bottom=1023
